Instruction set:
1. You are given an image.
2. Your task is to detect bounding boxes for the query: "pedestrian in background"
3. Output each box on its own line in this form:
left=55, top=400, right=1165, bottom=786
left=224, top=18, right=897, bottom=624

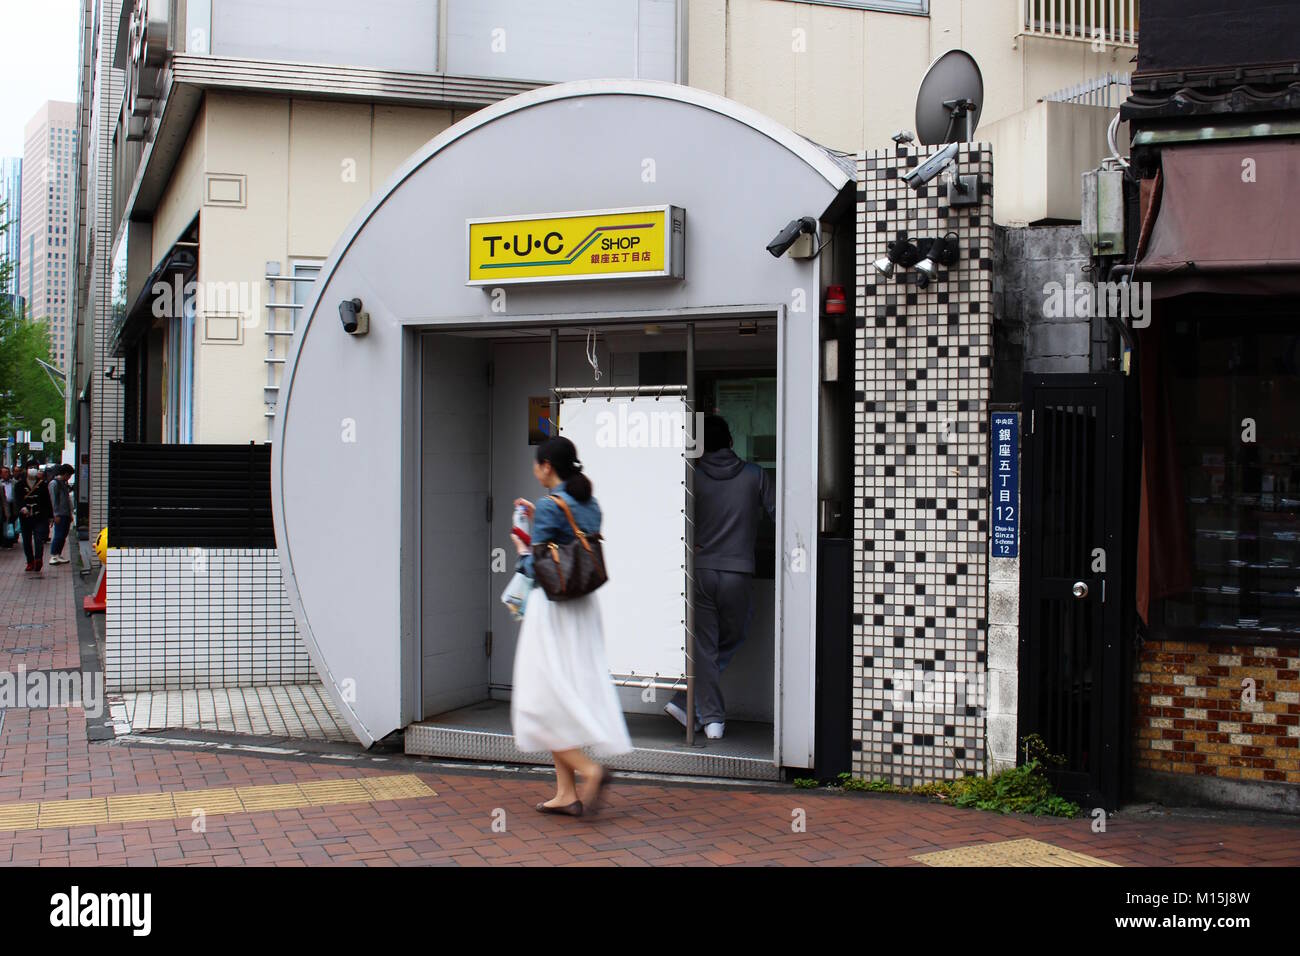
left=664, top=415, right=775, bottom=740
left=510, top=436, right=630, bottom=817
left=47, top=464, right=75, bottom=565
left=17, top=459, right=53, bottom=573
left=0, top=466, right=15, bottom=549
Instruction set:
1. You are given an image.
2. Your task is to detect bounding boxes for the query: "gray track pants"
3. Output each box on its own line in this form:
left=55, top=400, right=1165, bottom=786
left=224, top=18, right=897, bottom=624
left=671, top=568, right=754, bottom=725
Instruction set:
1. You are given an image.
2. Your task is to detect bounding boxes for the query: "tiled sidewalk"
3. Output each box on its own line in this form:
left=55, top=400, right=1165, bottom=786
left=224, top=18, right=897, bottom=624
left=0, top=702, right=1298, bottom=866
left=0, top=536, right=80, bottom=673
left=121, top=685, right=355, bottom=741
left=3, top=537, right=1300, bottom=866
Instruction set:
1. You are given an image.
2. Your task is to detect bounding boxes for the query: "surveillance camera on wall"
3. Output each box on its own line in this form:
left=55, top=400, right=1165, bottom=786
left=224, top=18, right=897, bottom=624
left=339, top=297, right=369, bottom=336
left=891, top=130, right=915, bottom=144
left=899, top=141, right=960, bottom=191
left=766, top=217, right=818, bottom=259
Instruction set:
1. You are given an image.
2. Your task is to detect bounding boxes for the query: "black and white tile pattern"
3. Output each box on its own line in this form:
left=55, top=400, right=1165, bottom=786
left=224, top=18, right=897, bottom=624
left=853, top=144, right=994, bottom=785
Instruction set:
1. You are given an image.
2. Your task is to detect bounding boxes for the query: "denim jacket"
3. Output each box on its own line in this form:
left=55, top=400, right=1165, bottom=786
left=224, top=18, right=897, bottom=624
left=515, top=482, right=602, bottom=579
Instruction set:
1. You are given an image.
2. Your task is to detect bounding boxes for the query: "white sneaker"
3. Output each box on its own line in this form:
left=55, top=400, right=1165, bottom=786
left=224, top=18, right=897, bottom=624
left=664, top=702, right=702, bottom=732
left=704, top=722, right=725, bottom=739
left=49, top=555, right=68, bottom=565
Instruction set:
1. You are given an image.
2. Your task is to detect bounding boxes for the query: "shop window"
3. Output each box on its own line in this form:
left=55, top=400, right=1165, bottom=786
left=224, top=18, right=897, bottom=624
left=1155, top=315, right=1300, bottom=640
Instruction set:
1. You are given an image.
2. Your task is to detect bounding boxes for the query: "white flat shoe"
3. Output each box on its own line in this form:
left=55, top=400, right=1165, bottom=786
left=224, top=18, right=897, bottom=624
left=664, top=702, right=702, bottom=732
left=704, top=722, right=725, bottom=739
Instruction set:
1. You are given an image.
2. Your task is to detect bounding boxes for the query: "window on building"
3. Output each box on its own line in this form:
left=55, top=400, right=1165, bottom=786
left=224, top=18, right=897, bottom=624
left=779, top=0, right=926, bottom=10
left=1155, top=311, right=1300, bottom=641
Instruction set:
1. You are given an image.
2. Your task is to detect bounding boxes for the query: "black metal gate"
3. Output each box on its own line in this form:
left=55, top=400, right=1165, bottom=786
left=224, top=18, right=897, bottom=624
left=1018, top=373, right=1131, bottom=809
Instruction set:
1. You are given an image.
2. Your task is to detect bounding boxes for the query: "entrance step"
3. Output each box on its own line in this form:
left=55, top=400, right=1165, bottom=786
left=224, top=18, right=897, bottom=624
left=405, top=699, right=780, bottom=781
left=118, top=684, right=356, bottom=742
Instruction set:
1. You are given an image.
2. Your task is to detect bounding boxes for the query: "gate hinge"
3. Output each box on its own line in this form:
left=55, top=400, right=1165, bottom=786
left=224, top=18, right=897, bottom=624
left=1030, top=409, right=1035, bottom=434
left=485, top=630, right=493, bottom=658
left=486, top=495, right=493, bottom=523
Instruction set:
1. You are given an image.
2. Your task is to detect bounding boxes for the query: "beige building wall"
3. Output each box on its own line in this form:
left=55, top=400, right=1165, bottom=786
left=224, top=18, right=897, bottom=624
left=687, top=0, right=1133, bottom=151
left=149, top=92, right=466, bottom=444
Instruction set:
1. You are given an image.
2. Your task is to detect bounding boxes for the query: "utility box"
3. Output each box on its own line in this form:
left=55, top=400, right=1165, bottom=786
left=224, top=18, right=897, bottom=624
left=1082, top=167, right=1126, bottom=256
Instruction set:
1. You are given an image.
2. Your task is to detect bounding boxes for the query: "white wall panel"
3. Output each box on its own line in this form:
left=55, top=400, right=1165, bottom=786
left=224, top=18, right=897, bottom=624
left=558, top=395, right=686, bottom=681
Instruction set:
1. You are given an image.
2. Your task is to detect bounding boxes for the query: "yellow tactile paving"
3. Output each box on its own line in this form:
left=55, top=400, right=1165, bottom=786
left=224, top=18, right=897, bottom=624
left=107, top=792, right=178, bottom=823
left=0, top=774, right=436, bottom=833
left=37, top=798, right=109, bottom=829
left=0, top=802, right=40, bottom=830
left=171, top=787, right=246, bottom=818
left=298, top=779, right=371, bottom=807
left=235, top=783, right=309, bottom=812
left=912, top=837, right=1118, bottom=867
left=361, top=775, right=437, bottom=802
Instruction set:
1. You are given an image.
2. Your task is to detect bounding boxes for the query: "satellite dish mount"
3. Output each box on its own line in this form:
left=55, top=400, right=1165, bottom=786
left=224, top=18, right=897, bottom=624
left=911, top=50, right=986, bottom=208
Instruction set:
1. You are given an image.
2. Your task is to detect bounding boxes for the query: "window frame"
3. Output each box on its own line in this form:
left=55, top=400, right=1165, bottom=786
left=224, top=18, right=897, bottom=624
left=778, top=0, right=928, bottom=13
left=1150, top=303, right=1300, bottom=648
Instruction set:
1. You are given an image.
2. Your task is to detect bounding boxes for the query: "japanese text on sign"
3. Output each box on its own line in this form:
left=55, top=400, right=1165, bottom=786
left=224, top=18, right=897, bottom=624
left=991, top=412, right=1019, bottom=558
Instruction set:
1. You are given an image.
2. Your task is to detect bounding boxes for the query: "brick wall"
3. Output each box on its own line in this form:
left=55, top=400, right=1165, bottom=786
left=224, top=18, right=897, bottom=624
left=1134, top=639, right=1300, bottom=784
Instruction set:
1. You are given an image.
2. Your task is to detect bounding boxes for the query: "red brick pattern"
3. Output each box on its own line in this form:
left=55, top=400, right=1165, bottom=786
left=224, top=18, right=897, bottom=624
left=2, top=541, right=1300, bottom=866
left=1, top=705, right=1299, bottom=866
left=0, top=543, right=80, bottom=672
left=1135, top=639, right=1300, bottom=784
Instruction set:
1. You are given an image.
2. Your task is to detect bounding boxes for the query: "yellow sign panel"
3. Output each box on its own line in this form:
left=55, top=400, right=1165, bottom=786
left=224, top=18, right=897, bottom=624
left=467, top=205, right=684, bottom=285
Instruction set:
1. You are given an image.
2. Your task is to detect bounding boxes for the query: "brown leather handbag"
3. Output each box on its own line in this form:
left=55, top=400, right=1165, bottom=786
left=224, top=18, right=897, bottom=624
left=531, top=495, right=608, bottom=601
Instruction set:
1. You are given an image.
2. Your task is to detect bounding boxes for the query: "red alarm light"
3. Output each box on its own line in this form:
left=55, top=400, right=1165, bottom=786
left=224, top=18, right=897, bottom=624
left=825, top=285, right=847, bottom=314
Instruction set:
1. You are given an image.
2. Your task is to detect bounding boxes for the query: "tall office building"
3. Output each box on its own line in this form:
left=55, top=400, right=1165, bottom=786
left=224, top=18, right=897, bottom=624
left=70, top=0, right=122, bottom=538
left=0, top=156, right=21, bottom=311
left=20, top=101, right=78, bottom=370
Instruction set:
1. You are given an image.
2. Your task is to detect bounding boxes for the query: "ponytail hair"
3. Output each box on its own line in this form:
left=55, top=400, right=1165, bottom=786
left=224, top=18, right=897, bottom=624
left=536, top=436, right=593, bottom=502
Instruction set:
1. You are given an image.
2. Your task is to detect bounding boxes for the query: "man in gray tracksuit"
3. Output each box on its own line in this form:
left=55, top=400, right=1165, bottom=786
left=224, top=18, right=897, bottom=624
left=666, top=415, right=775, bottom=739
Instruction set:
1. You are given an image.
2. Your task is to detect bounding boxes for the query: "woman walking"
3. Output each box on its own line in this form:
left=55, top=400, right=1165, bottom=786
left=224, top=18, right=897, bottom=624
left=510, top=436, right=631, bottom=816
left=17, top=460, right=53, bottom=573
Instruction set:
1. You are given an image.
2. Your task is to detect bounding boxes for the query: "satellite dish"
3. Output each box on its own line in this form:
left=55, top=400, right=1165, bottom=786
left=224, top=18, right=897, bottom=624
left=914, top=49, right=984, bottom=146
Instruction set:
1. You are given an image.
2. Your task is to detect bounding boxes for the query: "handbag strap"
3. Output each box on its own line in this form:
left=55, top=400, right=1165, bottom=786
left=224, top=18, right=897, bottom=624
left=546, top=495, right=594, bottom=553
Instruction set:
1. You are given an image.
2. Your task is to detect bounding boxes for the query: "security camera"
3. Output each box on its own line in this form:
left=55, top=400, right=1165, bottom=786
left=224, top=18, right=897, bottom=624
left=766, top=217, right=818, bottom=258
left=891, top=130, right=916, bottom=145
left=339, top=297, right=369, bottom=336
left=899, top=142, right=960, bottom=191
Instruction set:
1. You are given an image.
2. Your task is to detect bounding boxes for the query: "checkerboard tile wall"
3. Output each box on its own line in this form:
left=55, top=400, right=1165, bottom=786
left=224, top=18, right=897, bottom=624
left=853, top=143, right=994, bottom=785
left=105, top=548, right=311, bottom=692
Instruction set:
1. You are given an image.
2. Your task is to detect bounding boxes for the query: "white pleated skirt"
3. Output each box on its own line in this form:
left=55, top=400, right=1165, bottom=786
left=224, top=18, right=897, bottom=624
left=510, top=586, right=633, bottom=757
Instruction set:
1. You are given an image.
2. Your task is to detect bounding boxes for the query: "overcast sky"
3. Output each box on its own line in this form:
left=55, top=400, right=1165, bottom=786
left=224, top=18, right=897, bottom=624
left=0, top=0, right=81, bottom=158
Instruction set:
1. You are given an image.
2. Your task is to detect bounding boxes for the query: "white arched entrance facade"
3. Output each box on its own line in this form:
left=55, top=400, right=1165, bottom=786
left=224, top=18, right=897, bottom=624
left=273, top=79, right=852, bottom=773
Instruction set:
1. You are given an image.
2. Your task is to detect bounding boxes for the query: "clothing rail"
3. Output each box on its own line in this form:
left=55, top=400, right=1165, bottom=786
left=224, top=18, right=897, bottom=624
left=551, top=384, right=688, bottom=398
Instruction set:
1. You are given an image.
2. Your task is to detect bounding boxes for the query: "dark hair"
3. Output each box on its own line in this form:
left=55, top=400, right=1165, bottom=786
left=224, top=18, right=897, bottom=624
left=58, top=464, right=75, bottom=476
left=703, top=415, right=732, bottom=454
left=536, top=436, right=592, bottom=502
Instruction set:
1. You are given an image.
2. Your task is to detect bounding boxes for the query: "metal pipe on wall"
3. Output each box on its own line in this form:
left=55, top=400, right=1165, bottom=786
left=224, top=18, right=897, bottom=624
left=684, top=321, right=697, bottom=747
left=549, top=328, right=558, bottom=437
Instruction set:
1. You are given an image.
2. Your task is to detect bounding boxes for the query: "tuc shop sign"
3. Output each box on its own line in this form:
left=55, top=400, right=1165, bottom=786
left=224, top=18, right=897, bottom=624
left=467, top=205, right=685, bottom=286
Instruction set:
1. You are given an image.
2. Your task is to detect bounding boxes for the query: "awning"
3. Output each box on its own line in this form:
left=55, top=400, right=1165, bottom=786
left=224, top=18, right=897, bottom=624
left=111, top=246, right=197, bottom=356
left=1137, top=139, right=1300, bottom=297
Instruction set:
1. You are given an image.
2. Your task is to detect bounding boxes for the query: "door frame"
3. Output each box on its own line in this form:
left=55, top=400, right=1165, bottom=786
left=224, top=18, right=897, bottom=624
left=402, top=305, right=811, bottom=770
left=1018, top=372, right=1130, bottom=809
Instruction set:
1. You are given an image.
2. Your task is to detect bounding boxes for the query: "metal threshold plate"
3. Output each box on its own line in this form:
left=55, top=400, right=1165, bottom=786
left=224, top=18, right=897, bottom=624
left=405, top=702, right=779, bottom=781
